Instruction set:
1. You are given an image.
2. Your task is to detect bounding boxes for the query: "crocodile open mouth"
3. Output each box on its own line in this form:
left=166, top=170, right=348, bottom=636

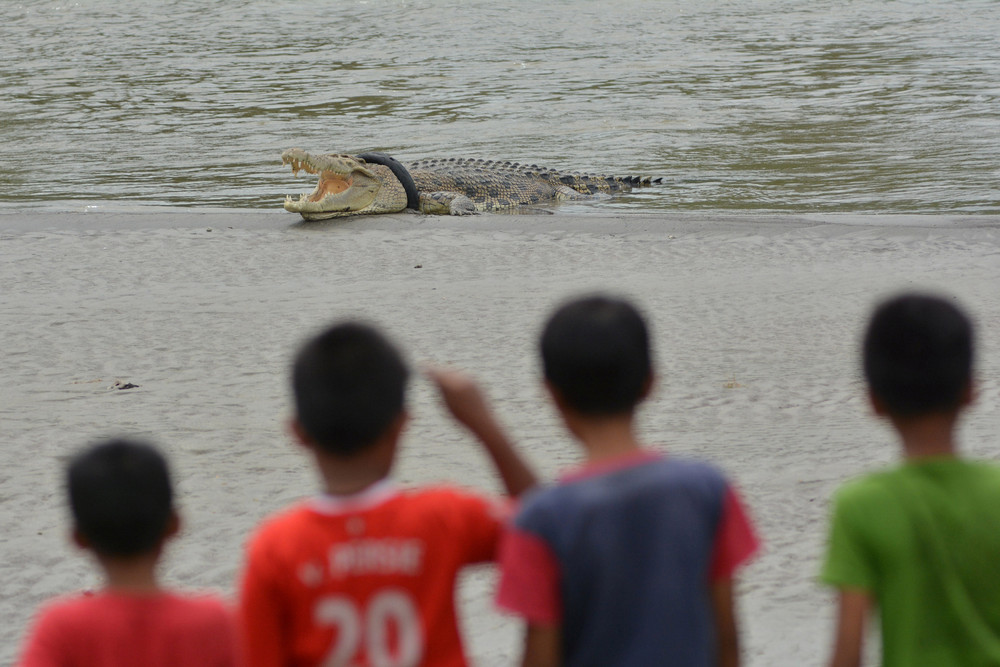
left=307, top=171, right=351, bottom=202
left=282, top=151, right=352, bottom=202
left=281, top=148, right=380, bottom=218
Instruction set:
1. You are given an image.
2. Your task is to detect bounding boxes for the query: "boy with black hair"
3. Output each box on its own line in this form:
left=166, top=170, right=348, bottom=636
left=496, top=294, right=759, bottom=667
left=18, top=439, right=240, bottom=666
left=238, top=321, right=537, bottom=667
left=822, top=293, right=1000, bottom=666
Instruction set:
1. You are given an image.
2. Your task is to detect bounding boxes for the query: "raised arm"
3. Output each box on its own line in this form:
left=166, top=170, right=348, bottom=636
left=426, top=367, right=538, bottom=496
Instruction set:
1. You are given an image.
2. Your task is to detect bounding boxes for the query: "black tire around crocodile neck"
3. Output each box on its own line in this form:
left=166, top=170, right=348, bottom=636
left=357, top=152, right=420, bottom=211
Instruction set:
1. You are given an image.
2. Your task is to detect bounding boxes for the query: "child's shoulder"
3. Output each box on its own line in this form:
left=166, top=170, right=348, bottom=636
left=519, top=454, right=730, bottom=519
left=158, top=590, right=233, bottom=618
left=832, top=464, right=918, bottom=510
left=390, top=484, right=510, bottom=527
left=249, top=483, right=505, bottom=541
left=243, top=483, right=507, bottom=572
left=21, top=591, right=232, bottom=664
left=30, top=591, right=101, bottom=623
left=837, top=458, right=1000, bottom=504
left=561, top=452, right=728, bottom=491
left=32, top=590, right=231, bottom=628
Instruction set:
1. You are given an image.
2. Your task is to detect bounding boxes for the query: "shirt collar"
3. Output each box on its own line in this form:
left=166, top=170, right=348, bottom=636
left=308, top=479, right=401, bottom=515
left=560, top=449, right=665, bottom=483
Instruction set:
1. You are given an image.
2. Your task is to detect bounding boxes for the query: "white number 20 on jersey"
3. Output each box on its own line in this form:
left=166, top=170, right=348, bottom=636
left=315, top=589, right=423, bottom=667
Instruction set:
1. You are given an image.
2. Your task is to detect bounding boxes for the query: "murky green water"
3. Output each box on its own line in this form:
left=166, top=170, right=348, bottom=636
left=1, top=0, right=998, bottom=214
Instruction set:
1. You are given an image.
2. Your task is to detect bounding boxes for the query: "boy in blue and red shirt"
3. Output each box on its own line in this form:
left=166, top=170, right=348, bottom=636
left=497, top=294, right=760, bottom=667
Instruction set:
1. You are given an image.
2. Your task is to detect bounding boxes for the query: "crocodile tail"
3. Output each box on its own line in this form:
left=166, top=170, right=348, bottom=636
left=625, top=175, right=665, bottom=186
left=549, top=172, right=664, bottom=195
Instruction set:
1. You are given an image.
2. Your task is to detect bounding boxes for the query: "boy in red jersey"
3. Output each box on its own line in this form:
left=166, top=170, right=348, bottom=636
left=238, top=321, right=537, bottom=667
left=17, top=439, right=240, bottom=667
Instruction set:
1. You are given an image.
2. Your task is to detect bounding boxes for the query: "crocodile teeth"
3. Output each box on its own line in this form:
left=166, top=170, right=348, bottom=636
left=281, top=156, right=320, bottom=177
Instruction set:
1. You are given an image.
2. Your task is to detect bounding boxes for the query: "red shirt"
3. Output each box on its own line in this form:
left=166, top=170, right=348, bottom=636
left=18, top=591, right=239, bottom=667
left=238, top=481, right=508, bottom=667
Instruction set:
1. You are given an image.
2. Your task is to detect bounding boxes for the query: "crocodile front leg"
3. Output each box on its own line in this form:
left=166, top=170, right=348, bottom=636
left=419, top=191, right=478, bottom=215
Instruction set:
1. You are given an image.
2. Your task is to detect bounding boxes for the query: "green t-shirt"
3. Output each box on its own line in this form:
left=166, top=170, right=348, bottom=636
left=821, top=458, right=1000, bottom=666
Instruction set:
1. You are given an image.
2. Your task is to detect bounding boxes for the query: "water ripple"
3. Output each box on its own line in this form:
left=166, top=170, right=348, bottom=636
left=1, top=0, right=998, bottom=213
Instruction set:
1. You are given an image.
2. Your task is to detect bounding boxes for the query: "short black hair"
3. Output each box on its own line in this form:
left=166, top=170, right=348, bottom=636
left=292, top=322, right=409, bottom=456
left=67, top=439, right=174, bottom=558
left=541, top=295, right=652, bottom=415
left=863, top=293, right=974, bottom=417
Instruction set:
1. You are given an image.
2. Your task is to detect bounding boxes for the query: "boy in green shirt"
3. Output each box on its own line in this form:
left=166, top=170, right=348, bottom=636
left=822, top=293, right=1000, bottom=666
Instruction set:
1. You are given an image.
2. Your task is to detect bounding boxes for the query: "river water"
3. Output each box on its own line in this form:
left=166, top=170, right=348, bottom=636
left=1, top=0, right=999, bottom=215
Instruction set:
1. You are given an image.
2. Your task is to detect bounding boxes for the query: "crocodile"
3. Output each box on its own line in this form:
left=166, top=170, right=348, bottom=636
left=281, top=148, right=661, bottom=220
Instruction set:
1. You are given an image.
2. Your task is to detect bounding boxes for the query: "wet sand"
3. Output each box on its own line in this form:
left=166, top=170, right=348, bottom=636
left=3, top=209, right=1000, bottom=665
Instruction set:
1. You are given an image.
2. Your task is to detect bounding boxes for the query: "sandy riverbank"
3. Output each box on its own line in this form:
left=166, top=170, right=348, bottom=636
left=3, top=209, right=1000, bottom=665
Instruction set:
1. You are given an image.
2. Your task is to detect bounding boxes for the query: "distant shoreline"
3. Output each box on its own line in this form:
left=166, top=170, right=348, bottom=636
left=2, top=207, right=998, bottom=233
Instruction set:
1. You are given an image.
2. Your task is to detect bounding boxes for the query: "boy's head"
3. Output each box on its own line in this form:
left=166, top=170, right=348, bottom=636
left=541, top=294, right=653, bottom=416
left=863, top=293, right=974, bottom=418
left=292, top=321, right=410, bottom=457
left=68, top=439, right=175, bottom=558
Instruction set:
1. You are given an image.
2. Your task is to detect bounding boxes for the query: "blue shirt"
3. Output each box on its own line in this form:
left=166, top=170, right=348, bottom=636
left=497, top=451, right=759, bottom=667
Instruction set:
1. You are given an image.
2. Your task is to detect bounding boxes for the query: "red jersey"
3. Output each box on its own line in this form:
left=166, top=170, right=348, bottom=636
left=17, top=591, right=239, bottom=667
left=238, top=480, right=508, bottom=667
